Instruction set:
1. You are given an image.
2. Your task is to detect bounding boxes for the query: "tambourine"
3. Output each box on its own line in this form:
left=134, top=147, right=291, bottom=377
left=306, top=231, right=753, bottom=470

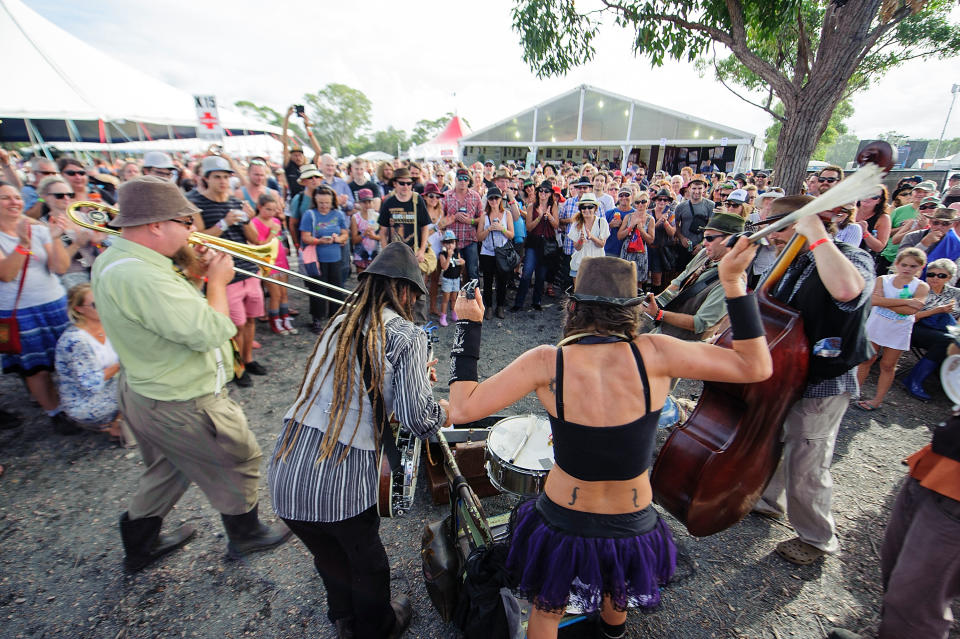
left=941, top=355, right=960, bottom=406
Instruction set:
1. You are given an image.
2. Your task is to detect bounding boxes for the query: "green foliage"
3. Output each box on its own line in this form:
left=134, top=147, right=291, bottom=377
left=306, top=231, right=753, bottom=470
left=357, top=127, right=412, bottom=156
left=822, top=133, right=862, bottom=167
left=301, top=83, right=373, bottom=156
left=762, top=98, right=853, bottom=166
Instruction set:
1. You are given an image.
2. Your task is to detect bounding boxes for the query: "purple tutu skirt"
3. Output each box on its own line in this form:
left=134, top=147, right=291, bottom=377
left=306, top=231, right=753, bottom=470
left=507, top=494, right=676, bottom=614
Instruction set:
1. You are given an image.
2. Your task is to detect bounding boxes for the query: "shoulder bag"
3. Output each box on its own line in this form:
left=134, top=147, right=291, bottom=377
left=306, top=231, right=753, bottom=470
left=0, top=233, right=31, bottom=354
left=412, top=193, right=438, bottom=275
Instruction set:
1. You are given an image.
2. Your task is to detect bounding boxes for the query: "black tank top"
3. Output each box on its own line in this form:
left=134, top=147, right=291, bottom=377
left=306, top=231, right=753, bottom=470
left=548, top=339, right=662, bottom=481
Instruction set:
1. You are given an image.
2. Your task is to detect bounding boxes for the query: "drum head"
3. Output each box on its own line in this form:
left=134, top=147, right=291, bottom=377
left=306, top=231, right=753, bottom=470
left=942, top=355, right=960, bottom=405
left=487, top=415, right=553, bottom=471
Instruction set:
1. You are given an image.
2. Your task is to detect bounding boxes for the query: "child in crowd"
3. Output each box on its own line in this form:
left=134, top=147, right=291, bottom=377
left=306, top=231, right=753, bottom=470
left=856, top=247, right=928, bottom=410
left=437, top=231, right=461, bottom=326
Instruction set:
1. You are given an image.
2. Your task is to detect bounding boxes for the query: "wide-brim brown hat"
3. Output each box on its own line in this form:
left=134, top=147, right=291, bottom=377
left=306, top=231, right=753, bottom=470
left=925, top=207, right=960, bottom=221
left=392, top=167, right=411, bottom=181
left=358, top=242, right=427, bottom=295
left=569, top=256, right=643, bottom=307
left=112, top=176, right=200, bottom=227
left=757, top=195, right=815, bottom=225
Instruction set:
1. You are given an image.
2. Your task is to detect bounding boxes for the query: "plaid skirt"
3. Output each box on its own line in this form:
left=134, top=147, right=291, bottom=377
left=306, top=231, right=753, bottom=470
left=1, top=296, right=70, bottom=375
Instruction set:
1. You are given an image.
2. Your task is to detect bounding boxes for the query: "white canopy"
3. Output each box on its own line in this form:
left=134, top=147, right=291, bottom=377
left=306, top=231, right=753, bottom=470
left=0, top=0, right=278, bottom=141
left=21, top=135, right=284, bottom=160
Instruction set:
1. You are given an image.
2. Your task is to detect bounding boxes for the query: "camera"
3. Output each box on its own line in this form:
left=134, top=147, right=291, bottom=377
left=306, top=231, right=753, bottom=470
left=294, top=105, right=305, bottom=118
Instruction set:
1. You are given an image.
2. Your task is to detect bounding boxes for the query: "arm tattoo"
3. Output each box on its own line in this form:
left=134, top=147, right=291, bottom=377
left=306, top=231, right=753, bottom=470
left=548, top=377, right=556, bottom=395
left=632, top=488, right=639, bottom=508
left=568, top=486, right=579, bottom=506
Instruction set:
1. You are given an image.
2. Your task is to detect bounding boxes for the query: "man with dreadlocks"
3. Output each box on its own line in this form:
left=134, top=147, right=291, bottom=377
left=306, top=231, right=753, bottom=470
left=268, top=242, right=449, bottom=639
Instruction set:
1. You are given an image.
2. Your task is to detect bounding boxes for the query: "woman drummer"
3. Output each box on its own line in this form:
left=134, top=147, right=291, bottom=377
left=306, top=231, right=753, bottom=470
left=448, top=239, right=772, bottom=639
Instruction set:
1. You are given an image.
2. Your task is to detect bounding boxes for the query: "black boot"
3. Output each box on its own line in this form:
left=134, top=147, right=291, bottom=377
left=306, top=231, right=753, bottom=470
left=119, top=512, right=196, bottom=572
left=387, top=594, right=412, bottom=639
left=220, top=503, right=292, bottom=558
left=333, top=617, right=355, bottom=639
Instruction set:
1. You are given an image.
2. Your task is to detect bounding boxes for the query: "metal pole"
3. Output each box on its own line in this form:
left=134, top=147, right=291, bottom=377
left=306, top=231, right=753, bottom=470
left=933, top=83, right=959, bottom=161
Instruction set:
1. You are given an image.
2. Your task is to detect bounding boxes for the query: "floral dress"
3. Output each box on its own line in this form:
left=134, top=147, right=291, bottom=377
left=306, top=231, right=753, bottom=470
left=54, top=325, right=119, bottom=426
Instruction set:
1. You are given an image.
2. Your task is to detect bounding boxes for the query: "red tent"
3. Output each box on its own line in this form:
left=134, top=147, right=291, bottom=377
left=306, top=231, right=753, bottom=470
left=410, top=116, right=467, bottom=160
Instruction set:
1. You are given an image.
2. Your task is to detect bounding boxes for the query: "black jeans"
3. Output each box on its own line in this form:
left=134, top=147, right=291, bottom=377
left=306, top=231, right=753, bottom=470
left=911, top=322, right=954, bottom=363
left=305, top=261, right=343, bottom=321
left=479, top=254, right=508, bottom=309
left=283, top=507, right=395, bottom=638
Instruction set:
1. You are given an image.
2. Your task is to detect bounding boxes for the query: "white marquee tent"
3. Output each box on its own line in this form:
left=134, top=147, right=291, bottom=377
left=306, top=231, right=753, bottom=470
left=0, top=0, right=278, bottom=146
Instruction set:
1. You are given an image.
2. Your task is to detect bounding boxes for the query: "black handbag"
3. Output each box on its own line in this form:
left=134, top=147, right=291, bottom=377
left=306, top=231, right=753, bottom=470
left=541, top=235, right=559, bottom=259
left=494, top=242, right=520, bottom=274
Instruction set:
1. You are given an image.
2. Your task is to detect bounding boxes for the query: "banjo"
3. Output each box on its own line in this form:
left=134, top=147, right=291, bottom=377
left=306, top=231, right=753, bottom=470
left=376, top=321, right=439, bottom=518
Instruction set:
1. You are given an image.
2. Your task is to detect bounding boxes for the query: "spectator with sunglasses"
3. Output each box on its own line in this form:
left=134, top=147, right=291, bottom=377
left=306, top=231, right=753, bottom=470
left=438, top=168, right=482, bottom=282
left=815, top=166, right=844, bottom=195
left=855, top=186, right=892, bottom=258
left=58, top=158, right=115, bottom=206
left=879, top=181, right=939, bottom=273
left=21, top=156, right=58, bottom=215
left=512, top=181, right=560, bottom=312
left=897, top=204, right=960, bottom=256
left=567, top=192, right=609, bottom=281
left=38, top=176, right=103, bottom=290
left=901, top=258, right=960, bottom=401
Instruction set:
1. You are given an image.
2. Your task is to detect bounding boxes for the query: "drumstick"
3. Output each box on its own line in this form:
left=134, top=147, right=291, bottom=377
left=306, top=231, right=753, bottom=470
left=508, top=420, right=535, bottom=464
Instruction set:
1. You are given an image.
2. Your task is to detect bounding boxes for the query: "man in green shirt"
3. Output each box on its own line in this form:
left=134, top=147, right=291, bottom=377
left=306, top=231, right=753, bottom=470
left=92, top=176, right=290, bottom=572
left=879, top=180, right=938, bottom=273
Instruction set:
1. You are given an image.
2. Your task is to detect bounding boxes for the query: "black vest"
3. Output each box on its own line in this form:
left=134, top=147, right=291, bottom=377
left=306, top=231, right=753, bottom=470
left=773, top=243, right=873, bottom=384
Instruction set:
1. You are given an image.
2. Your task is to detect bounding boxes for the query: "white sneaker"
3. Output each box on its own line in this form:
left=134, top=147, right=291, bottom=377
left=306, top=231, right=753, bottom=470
left=282, top=315, right=299, bottom=335
left=271, top=317, right=289, bottom=335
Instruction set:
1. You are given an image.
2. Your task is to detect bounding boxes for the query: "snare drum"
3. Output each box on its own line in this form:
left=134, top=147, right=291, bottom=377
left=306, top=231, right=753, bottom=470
left=485, top=415, right=554, bottom=496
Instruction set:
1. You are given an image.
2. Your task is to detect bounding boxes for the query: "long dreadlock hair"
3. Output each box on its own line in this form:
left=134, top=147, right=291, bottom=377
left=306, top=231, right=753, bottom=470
left=274, top=273, right=417, bottom=465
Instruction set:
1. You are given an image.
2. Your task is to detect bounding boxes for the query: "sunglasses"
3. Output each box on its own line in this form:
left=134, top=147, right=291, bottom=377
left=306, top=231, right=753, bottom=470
left=818, top=177, right=839, bottom=184
left=725, top=201, right=743, bottom=207
left=395, top=180, right=413, bottom=186
left=488, top=196, right=502, bottom=201
left=656, top=198, right=671, bottom=203
left=636, top=199, right=649, bottom=204
left=456, top=176, right=470, bottom=181
left=703, top=234, right=725, bottom=243
left=919, top=204, right=939, bottom=210
left=579, top=205, right=597, bottom=211
left=537, top=189, right=552, bottom=194
left=49, top=192, right=75, bottom=199
left=928, top=219, right=953, bottom=226
left=168, top=217, right=195, bottom=228
left=927, top=272, right=950, bottom=279
left=425, top=194, right=442, bottom=199
left=63, top=170, right=86, bottom=177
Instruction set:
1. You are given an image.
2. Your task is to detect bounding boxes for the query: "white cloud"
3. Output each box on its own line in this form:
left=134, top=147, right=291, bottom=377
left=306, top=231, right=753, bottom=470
left=23, top=0, right=960, bottom=145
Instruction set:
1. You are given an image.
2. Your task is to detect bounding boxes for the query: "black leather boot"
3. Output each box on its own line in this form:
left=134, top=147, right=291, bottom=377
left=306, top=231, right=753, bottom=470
left=387, top=594, right=412, bottom=639
left=220, top=503, right=292, bottom=558
left=119, top=512, right=196, bottom=572
left=333, top=617, right=355, bottom=639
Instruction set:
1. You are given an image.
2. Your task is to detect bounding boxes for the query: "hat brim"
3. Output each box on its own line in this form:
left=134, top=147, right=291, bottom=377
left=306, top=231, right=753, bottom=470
left=568, top=290, right=644, bottom=307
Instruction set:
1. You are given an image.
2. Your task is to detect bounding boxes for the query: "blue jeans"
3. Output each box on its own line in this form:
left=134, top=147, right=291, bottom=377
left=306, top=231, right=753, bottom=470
left=459, top=241, right=479, bottom=281
left=514, top=245, right=547, bottom=308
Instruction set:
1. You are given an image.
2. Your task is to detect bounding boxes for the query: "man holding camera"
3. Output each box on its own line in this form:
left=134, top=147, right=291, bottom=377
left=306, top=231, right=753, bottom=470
left=282, top=105, right=322, bottom=199
left=188, top=156, right=265, bottom=388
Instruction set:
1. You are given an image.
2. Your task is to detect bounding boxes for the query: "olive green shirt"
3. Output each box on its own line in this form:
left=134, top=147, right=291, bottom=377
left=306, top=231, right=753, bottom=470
left=655, top=255, right=729, bottom=336
left=881, top=203, right=919, bottom=262
left=91, top=237, right=236, bottom=401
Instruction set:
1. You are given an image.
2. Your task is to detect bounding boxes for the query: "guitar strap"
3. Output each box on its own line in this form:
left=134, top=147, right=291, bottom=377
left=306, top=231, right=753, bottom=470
left=356, top=335, right=401, bottom=471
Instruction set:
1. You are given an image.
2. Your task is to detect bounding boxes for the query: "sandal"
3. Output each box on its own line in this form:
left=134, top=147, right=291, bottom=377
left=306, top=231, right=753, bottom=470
left=854, top=400, right=879, bottom=411
left=775, top=537, right=826, bottom=565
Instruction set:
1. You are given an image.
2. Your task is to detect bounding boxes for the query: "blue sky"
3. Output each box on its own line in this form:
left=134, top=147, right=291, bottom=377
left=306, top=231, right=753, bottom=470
left=24, top=0, right=960, bottom=144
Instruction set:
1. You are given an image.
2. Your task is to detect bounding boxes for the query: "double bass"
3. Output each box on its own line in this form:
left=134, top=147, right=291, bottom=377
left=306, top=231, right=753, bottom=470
left=651, top=143, right=895, bottom=537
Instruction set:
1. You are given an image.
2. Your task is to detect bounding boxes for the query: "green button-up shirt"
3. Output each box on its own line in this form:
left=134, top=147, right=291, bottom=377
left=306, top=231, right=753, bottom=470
left=656, top=256, right=728, bottom=336
left=91, top=237, right=236, bottom=401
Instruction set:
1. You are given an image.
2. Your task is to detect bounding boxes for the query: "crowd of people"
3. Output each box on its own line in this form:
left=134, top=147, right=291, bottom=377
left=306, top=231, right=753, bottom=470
left=2, top=126, right=960, bottom=639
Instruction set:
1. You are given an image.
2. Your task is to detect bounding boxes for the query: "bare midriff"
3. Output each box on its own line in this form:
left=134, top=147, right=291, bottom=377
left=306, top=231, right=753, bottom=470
left=543, top=464, right=653, bottom=515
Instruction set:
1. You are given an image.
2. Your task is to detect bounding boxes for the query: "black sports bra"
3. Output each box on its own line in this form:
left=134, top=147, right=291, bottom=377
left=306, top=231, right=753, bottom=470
left=548, top=338, right=662, bottom=482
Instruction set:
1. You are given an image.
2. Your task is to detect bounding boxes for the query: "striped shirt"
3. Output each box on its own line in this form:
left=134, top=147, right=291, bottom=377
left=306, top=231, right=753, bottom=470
left=268, top=315, right=446, bottom=522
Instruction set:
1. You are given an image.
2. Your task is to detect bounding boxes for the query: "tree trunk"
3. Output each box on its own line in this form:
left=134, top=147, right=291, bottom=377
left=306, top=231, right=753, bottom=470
left=773, top=96, right=838, bottom=195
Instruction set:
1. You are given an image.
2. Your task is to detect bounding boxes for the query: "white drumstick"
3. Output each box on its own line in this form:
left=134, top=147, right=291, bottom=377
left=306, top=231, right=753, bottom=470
left=509, top=419, right=535, bottom=464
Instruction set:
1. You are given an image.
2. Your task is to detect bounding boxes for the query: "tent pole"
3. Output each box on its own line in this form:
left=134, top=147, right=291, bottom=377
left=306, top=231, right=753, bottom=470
left=67, top=119, right=94, bottom=166
left=26, top=120, right=53, bottom=161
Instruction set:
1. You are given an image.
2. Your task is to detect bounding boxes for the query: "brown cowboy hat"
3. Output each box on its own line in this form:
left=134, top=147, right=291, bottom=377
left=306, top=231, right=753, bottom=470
left=568, top=256, right=643, bottom=307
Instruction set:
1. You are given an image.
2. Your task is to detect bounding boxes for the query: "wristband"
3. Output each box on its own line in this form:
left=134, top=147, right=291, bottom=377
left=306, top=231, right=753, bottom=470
left=14, top=245, right=32, bottom=256
left=217, top=218, right=229, bottom=232
left=727, top=294, right=765, bottom=340
left=808, top=237, right=829, bottom=251
left=655, top=309, right=664, bottom=322
left=449, top=320, right=482, bottom=384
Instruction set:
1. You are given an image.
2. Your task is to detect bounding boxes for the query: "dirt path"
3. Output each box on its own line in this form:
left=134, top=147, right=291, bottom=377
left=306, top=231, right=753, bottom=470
left=1, top=286, right=956, bottom=638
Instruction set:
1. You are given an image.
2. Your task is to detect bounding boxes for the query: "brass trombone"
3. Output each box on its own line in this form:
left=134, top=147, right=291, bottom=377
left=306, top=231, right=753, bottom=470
left=67, top=201, right=351, bottom=306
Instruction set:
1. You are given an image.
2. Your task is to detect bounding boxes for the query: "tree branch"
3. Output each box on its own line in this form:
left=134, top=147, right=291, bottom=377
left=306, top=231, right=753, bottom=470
left=793, top=8, right=812, bottom=85
left=712, top=49, right=785, bottom=122
left=600, top=0, right=793, bottom=100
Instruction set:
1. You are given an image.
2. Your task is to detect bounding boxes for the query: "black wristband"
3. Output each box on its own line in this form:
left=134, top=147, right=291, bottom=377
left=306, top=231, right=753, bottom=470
left=727, top=294, right=765, bottom=340
left=449, top=320, right=482, bottom=383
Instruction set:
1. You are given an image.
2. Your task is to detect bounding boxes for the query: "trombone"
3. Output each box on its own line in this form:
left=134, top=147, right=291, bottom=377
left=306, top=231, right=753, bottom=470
left=67, top=201, right=351, bottom=306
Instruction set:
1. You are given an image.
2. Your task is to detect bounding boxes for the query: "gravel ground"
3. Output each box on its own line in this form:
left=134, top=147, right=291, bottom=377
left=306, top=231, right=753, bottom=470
left=1, top=280, right=957, bottom=639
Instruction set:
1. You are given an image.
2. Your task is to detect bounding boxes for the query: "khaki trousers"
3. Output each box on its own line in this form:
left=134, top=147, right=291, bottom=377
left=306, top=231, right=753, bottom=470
left=119, top=378, right=262, bottom=519
left=757, top=393, right=850, bottom=553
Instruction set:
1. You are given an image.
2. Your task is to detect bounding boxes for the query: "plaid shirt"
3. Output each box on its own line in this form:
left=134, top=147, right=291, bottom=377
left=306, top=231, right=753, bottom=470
left=442, top=189, right=482, bottom=248
left=559, top=195, right=580, bottom=255
left=762, top=243, right=875, bottom=399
